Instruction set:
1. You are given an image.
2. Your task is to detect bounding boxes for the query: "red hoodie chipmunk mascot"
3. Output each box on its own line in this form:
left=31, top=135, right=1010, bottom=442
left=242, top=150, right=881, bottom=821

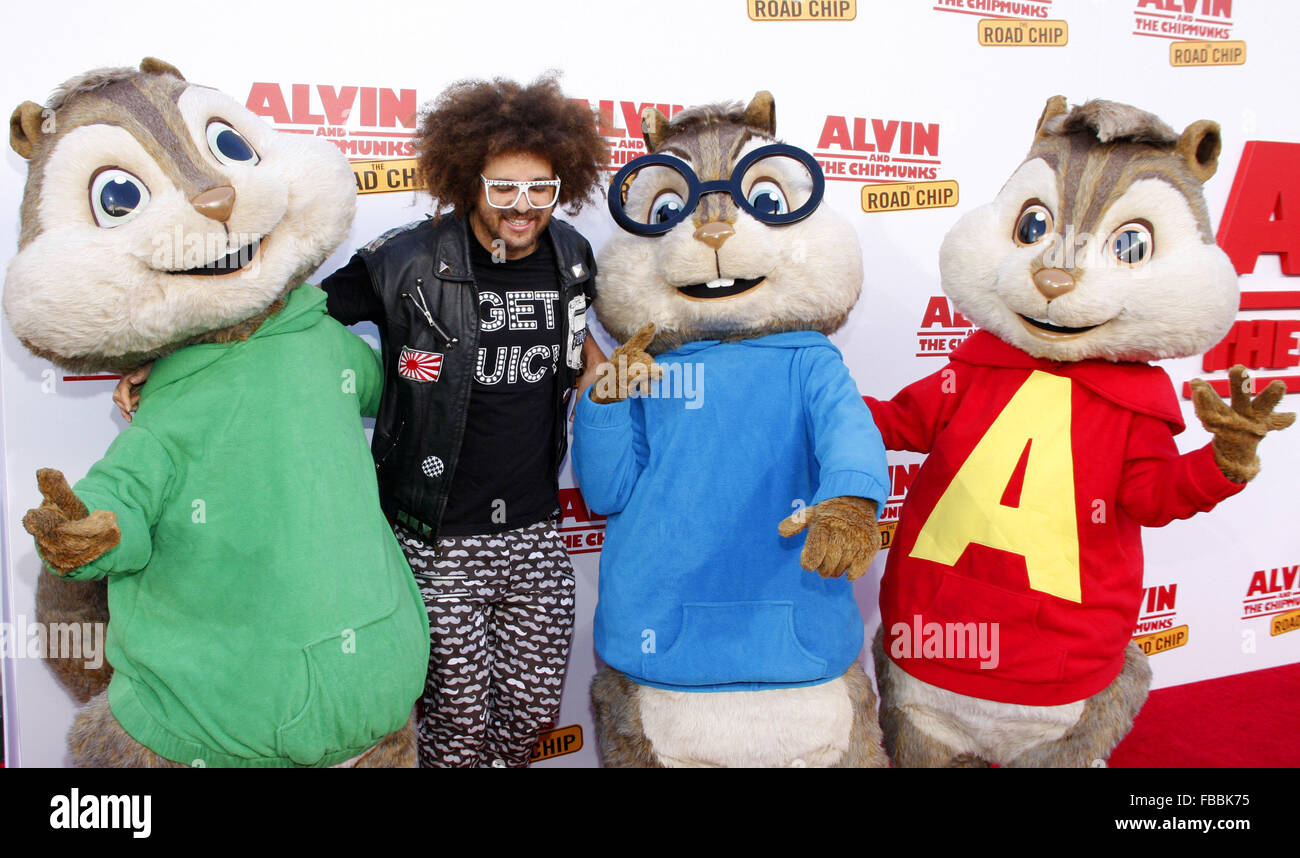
left=867, top=97, right=1293, bottom=767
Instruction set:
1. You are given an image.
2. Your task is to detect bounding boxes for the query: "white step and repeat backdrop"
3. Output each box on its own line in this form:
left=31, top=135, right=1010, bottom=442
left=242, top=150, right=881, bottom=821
left=2, top=0, right=1297, bottom=767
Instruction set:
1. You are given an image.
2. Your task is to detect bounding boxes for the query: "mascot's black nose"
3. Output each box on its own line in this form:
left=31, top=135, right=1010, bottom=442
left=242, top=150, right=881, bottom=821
left=694, top=221, right=734, bottom=250
left=191, top=186, right=236, bottom=223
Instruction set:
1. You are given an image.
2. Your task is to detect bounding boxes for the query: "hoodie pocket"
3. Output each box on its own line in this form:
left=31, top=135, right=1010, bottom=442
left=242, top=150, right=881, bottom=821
left=918, top=573, right=1067, bottom=684
left=644, top=601, right=828, bottom=686
left=274, top=594, right=425, bottom=765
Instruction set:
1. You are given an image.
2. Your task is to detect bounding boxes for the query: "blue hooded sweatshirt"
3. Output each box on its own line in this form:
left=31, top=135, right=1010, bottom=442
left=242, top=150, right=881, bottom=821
left=573, top=331, right=889, bottom=692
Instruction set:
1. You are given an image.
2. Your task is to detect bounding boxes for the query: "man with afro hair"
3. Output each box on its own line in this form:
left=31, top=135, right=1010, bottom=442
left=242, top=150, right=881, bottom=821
left=324, top=73, right=608, bottom=768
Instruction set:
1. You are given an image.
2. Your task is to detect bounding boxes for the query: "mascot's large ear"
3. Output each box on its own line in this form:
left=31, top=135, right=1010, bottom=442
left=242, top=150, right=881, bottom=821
left=140, top=57, right=185, bottom=80
left=1177, top=119, right=1220, bottom=183
left=742, top=90, right=776, bottom=137
left=642, top=106, right=670, bottom=152
left=1033, top=95, right=1068, bottom=143
left=10, top=101, right=46, bottom=159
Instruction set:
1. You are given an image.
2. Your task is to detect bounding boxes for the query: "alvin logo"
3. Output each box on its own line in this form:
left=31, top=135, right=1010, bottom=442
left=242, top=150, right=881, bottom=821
left=1133, top=0, right=1235, bottom=41
left=558, top=487, right=606, bottom=555
left=1241, top=564, right=1300, bottom=636
left=916, top=296, right=974, bottom=359
left=573, top=99, right=685, bottom=169
left=1133, top=583, right=1189, bottom=655
left=1183, top=141, right=1300, bottom=399
left=932, top=0, right=1052, bottom=20
left=246, top=83, right=417, bottom=156
left=816, top=115, right=942, bottom=183
left=816, top=113, right=955, bottom=212
left=245, top=82, right=420, bottom=195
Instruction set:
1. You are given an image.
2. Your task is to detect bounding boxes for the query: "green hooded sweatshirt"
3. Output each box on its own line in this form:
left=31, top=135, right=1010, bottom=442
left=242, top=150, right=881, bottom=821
left=60, top=284, right=430, bottom=767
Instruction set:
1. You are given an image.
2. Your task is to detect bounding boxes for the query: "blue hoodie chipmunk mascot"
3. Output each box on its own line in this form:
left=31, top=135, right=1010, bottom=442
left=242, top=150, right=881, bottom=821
left=573, top=92, right=890, bottom=767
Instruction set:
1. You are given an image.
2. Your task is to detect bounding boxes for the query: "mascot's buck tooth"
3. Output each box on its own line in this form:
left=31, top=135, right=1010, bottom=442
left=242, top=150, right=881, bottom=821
left=573, top=92, right=891, bottom=767
left=867, top=96, right=1294, bottom=767
left=3, top=59, right=430, bottom=767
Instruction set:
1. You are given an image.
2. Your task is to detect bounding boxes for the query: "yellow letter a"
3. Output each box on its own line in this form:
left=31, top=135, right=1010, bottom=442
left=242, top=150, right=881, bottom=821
left=910, top=370, right=1081, bottom=602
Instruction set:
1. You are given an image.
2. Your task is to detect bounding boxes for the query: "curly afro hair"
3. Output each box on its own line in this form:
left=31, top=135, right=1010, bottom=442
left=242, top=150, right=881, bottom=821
left=415, top=72, right=608, bottom=216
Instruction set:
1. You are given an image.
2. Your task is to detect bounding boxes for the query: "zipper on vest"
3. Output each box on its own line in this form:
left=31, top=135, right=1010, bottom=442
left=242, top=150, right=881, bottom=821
left=402, top=278, right=459, bottom=350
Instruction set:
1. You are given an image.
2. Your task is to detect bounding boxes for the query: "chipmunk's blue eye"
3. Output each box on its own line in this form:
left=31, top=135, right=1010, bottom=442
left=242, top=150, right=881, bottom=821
left=101, top=177, right=140, bottom=216
left=1110, top=223, right=1153, bottom=266
left=747, top=181, right=788, bottom=216
left=650, top=191, right=685, bottom=225
left=1015, top=204, right=1053, bottom=246
left=206, top=120, right=260, bottom=167
left=90, top=169, right=150, bottom=228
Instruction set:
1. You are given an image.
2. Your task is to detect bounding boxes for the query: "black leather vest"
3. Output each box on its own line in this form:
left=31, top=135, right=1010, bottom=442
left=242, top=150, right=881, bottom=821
left=359, top=214, right=595, bottom=540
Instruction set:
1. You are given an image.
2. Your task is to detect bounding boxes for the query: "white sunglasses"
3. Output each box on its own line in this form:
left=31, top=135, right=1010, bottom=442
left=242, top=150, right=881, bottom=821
left=480, top=175, right=562, bottom=210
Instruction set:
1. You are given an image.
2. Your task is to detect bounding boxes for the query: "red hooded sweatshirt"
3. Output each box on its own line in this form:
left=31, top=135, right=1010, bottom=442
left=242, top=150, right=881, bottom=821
left=867, top=331, right=1244, bottom=706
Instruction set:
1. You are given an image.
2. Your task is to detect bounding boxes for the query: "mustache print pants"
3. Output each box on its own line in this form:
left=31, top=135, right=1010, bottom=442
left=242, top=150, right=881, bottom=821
left=394, top=520, right=576, bottom=768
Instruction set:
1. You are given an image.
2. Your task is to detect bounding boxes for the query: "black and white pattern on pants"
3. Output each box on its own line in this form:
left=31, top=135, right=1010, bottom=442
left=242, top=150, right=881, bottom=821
left=395, top=520, right=576, bottom=768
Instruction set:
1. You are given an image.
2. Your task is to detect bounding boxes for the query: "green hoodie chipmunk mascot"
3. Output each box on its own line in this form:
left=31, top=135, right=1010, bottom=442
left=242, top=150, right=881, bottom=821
left=4, top=58, right=429, bottom=767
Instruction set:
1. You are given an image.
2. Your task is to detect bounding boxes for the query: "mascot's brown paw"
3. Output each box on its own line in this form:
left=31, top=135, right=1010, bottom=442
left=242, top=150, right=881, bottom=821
left=1191, top=365, right=1295, bottom=483
left=778, top=496, right=881, bottom=580
left=23, top=469, right=120, bottom=573
left=590, top=323, right=662, bottom=404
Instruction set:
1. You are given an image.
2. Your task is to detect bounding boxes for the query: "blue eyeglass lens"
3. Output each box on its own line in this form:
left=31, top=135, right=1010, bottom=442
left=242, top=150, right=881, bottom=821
left=739, top=155, right=810, bottom=221
left=620, top=163, right=692, bottom=228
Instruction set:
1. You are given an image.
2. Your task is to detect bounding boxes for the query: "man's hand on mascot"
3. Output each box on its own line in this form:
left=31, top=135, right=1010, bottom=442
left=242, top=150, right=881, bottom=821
left=589, top=323, right=663, bottom=404
left=22, top=469, right=120, bottom=574
left=778, top=496, right=881, bottom=580
left=1190, top=364, right=1295, bottom=483
left=112, top=363, right=153, bottom=423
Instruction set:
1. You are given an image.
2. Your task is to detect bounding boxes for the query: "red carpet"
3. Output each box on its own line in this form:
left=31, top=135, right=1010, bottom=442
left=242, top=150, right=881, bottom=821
left=1110, top=661, right=1300, bottom=767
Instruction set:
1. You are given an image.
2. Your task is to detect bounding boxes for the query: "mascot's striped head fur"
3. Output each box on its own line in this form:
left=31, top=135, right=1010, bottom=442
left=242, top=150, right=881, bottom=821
left=940, top=95, right=1238, bottom=363
left=4, top=58, right=356, bottom=373
left=595, top=91, right=863, bottom=355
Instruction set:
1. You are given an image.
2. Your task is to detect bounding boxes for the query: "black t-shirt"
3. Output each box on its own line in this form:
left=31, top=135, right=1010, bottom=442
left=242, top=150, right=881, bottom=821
left=437, top=235, right=563, bottom=535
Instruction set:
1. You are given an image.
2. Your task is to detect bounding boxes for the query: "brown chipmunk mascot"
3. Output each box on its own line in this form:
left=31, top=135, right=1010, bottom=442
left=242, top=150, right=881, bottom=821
left=4, top=58, right=429, bottom=767
left=572, top=92, right=891, bottom=767
left=866, top=96, right=1294, bottom=767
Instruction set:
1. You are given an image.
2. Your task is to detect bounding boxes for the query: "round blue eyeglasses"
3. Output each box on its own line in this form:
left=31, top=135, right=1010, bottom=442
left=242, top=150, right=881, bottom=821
left=608, top=143, right=826, bottom=236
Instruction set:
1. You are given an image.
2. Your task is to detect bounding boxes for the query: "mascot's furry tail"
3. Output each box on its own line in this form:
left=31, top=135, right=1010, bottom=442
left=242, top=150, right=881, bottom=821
left=35, top=575, right=112, bottom=702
